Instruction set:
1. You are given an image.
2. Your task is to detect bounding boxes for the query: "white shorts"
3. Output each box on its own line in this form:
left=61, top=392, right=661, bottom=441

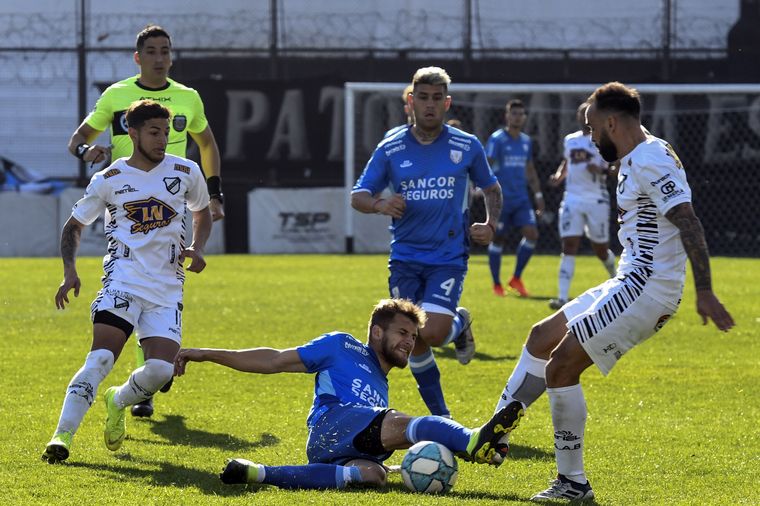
left=563, top=274, right=677, bottom=375
left=558, top=198, right=610, bottom=243
left=90, top=287, right=182, bottom=345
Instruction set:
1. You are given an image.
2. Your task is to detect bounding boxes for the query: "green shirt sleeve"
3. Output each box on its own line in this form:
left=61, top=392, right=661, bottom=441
left=187, top=90, right=209, bottom=134
left=84, top=87, right=115, bottom=132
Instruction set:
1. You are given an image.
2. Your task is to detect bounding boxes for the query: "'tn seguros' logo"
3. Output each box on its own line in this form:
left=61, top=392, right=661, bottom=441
left=124, top=197, right=177, bottom=234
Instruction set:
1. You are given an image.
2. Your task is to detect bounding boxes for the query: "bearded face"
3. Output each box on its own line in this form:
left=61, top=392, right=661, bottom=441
left=596, top=128, right=619, bottom=162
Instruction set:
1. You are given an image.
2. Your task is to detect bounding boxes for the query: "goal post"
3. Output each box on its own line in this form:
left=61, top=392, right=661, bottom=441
left=344, top=82, right=760, bottom=256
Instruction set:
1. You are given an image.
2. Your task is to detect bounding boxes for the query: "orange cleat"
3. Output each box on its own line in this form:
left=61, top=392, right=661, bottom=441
left=508, top=276, right=530, bottom=297
left=493, top=283, right=505, bottom=297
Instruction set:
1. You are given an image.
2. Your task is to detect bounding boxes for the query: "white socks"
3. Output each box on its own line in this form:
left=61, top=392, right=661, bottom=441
left=602, top=249, right=616, bottom=277
left=558, top=254, right=576, bottom=300
left=55, top=349, right=115, bottom=435
left=113, top=359, right=175, bottom=408
left=548, top=384, right=588, bottom=484
left=495, top=347, right=548, bottom=413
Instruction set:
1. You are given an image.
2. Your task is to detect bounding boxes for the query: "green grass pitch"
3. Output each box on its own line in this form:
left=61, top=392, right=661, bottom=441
left=1, top=254, right=757, bottom=505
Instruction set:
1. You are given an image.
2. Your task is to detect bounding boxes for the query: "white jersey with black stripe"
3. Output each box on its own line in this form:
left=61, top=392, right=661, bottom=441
left=562, top=130, right=609, bottom=203
left=71, top=154, right=210, bottom=306
left=615, top=136, right=692, bottom=308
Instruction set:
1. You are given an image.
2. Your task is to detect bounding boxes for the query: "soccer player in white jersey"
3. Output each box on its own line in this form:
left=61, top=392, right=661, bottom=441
left=491, top=82, right=734, bottom=502
left=352, top=67, right=502, bottom=419
left=42, top=100, right=212, bottom=463
left=548, top=102, right=617, bottom=309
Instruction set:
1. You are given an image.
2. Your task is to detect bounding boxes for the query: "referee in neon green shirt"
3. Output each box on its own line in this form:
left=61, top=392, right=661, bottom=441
left=67, top=24, right=224, bottom=419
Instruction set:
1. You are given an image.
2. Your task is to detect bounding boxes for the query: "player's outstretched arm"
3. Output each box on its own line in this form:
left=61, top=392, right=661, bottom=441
left=665, top=202, right=735, bottom=331
left=55, top=216, right=85, bottom=310
left=548, top=159, right=567, bottom=187
left=174, top=347, right=308, bottom=376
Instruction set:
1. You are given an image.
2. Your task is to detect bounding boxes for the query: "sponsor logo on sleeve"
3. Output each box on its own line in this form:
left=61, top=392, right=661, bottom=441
left=654, top=314, right=672, bottom=332
left=172, top=114, right=187, bottom=132
left=173, top=164, right=191, bottom=174
left=103, top=168, right=121, bottom=179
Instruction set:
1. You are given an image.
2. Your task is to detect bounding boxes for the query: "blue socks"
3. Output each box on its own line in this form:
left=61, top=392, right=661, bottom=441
left=261, top=463, right=362, bottom=489
left=488, top=243, right=503, bottom=285
left=514, top=238, right=536, bottom=278
left=441, top=311, right=465, bottom=346
left=409, top=349, right=450, bottom=417
left=405, top=415, right=472, bottom=453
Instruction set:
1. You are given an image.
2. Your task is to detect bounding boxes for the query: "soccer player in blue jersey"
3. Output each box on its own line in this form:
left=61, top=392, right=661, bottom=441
left=383, top=84, right=414, bottom=139
left=351, top=67, right=503, bottom=418
left=174, top=299, right=524, bottom=490
left=485, top=99, right=545, bottom=298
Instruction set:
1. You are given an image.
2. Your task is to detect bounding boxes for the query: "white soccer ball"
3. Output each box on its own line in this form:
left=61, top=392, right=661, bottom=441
left=400, top=441, right=458, bottom=494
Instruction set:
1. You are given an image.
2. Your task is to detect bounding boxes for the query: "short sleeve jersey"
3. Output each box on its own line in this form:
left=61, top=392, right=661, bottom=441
left=562, top=130, right=609, bottom=203
left=352, top=125, right=497, bottom=267
left=85, top=76, right=208, bottom=159
left=485, top=129, right=532, bottom=202
left=71, top=153, right=210, bottom=306
left=297, top=332, right=389, bottom=427
left=616, top=136, right=692, bottom=307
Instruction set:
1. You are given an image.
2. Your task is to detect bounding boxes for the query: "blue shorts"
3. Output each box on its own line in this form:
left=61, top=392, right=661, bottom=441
left=388, top=260, right=466, bottom=315
left=306, top=404, right=393, bottom=465
left=498, top=198, right=536, bottom=234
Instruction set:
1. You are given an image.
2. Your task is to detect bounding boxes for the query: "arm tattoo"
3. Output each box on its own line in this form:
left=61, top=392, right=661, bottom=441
left=666, top=203, right=712, bottom=291
left=60, top=221, right=82, bottom=268
left=482, top=184, right=503, bottom=224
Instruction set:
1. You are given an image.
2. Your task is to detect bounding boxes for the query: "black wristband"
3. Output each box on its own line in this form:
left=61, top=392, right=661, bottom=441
left=207, top=176, right=222, bottom=195
left=75, top=143, right=90, bottom=160
left=207, top=176, right=223, bottom=203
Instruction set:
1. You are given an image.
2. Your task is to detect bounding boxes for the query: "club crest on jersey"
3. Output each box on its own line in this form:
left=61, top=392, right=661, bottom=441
left=172, top=114, right=187, bottom=132
left=163, top=177, right=181, bottom=195
left=449, top=149, right=463, bottom=164
left=654, top=314, right=672, bottom=332
left=124, top=197, right=177, bottom=234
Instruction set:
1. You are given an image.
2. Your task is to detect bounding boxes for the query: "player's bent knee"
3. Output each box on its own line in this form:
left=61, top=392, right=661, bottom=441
left=141, top=359, right=175, bottom=394
left=358, top=463, right=387, bottom=487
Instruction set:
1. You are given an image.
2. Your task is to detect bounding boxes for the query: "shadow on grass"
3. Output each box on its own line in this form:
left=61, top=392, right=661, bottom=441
left=351, top=480, right=530, bottom=501
left=506, top=444, right=554, bottom=461
left=127, top=415, right=279, bottom=452
left=434, top=347, right=516, bottom=362
left=68, top=455, right=247, bottom=497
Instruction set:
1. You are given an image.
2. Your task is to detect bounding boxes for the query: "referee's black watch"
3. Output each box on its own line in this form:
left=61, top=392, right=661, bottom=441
left=75, top=143, right=90, bottom=160
left=206, top=176, right=223, bottom=204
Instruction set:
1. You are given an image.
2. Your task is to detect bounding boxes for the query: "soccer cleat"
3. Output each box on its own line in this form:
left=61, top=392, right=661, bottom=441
left=531, top=474, right=595, bottom=502
left=160, top=377, right=173, bottom=393
left=103, top=386, right=126, bottom=451
left=548, top=298, right=568, bottom=310
left=42, top=431, right=73, bottom=464
left=220, top=458, right=263, bottom=485
left=453, top=307, right=476, bottom=365
left=508, top=276, right=530, bottom=297
left=131, top=397, right=154, bottom=418
left=493, top=283, right=505, bottom=297
left=461, top=400, right=524, bottom=466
